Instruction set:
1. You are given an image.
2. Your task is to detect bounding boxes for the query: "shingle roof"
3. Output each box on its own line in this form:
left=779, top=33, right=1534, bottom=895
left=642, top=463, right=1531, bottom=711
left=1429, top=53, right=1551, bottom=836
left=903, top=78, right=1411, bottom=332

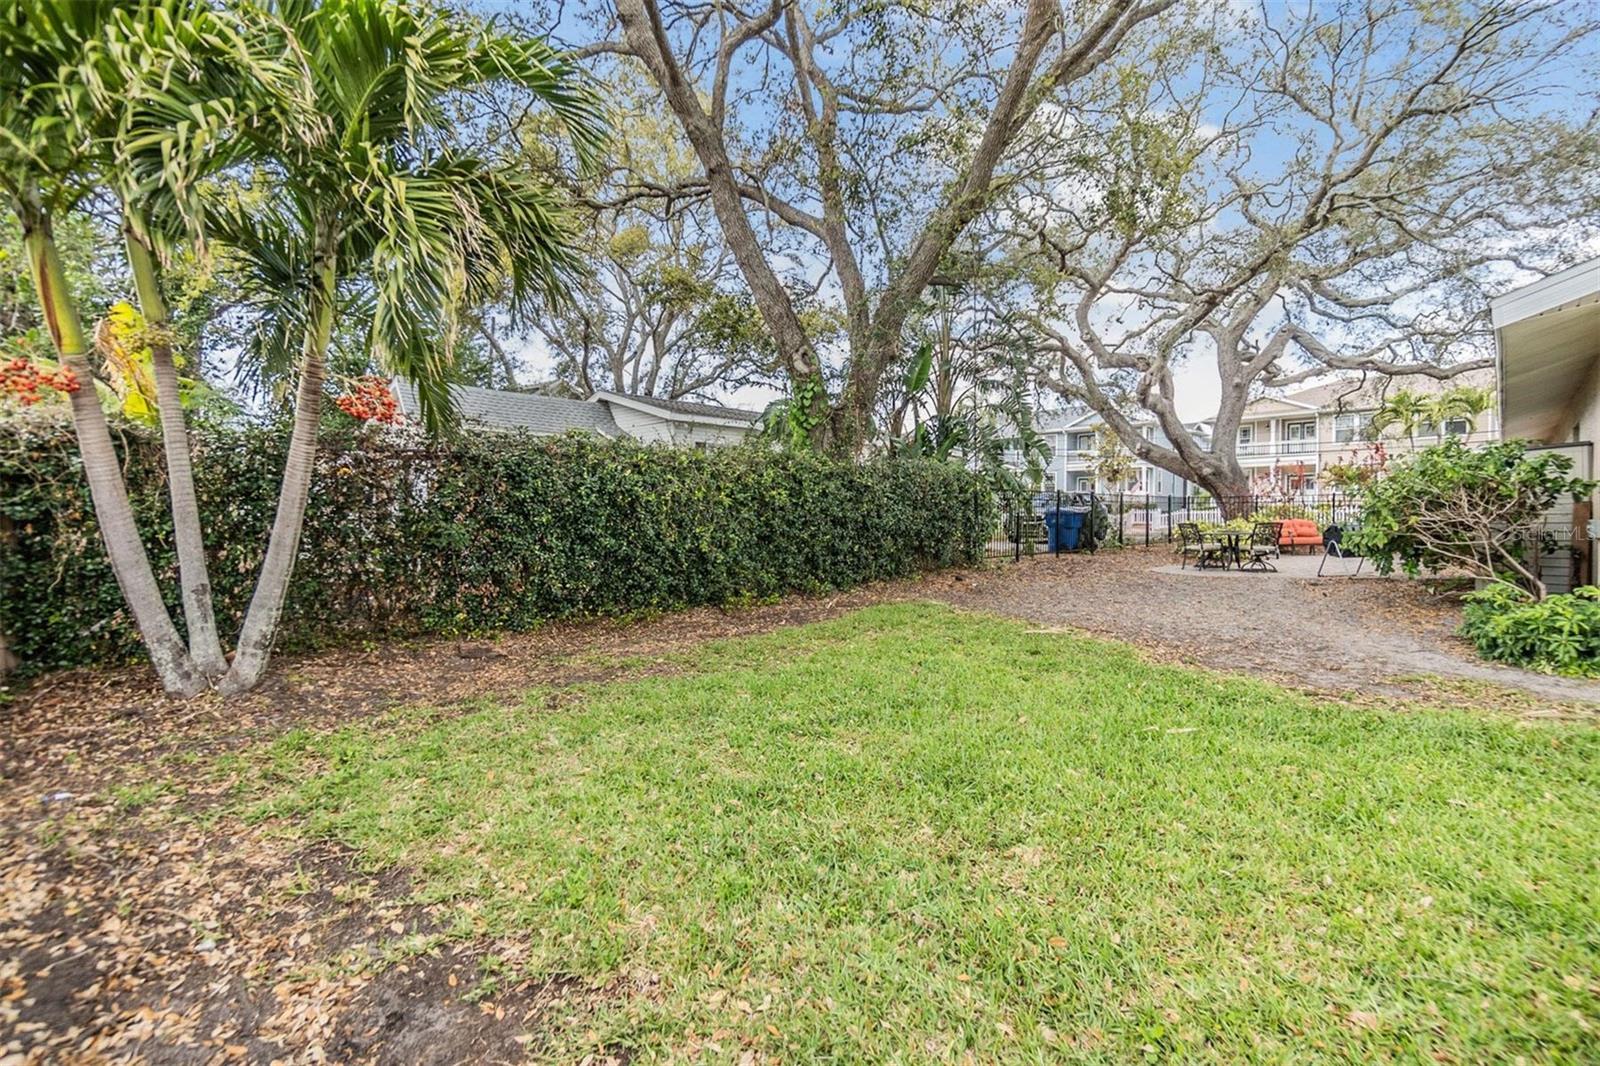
left=392, top=380, right=622, bottom=436
left=598, top=392, right=763, bottom=423
left=1251, top=368, right=1495, bottom=415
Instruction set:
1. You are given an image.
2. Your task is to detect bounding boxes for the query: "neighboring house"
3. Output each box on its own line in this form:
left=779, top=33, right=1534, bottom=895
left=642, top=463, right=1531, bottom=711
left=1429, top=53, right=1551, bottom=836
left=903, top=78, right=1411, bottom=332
left=1033, top=410, right=1212, bottom=495
left=589, top=391, right=763, bottom=448
left=392, top=381, right=762, bottom=447
left=1235, top=370, right=1500, bottom=493
left=1492, top=254, right=1599, bottom=592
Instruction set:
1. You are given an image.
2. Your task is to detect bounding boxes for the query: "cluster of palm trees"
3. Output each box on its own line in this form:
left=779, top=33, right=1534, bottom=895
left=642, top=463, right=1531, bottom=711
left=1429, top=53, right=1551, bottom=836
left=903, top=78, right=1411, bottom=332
left=1368, top=384, right=1495, bottom=448
left=1, top=0, right=605, bottom=696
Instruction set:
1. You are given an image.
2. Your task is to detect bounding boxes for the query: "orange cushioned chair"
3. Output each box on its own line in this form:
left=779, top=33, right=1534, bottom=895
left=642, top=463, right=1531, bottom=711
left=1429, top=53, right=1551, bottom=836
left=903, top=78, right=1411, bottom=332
left=1277, top=518, right=1323, bottom=552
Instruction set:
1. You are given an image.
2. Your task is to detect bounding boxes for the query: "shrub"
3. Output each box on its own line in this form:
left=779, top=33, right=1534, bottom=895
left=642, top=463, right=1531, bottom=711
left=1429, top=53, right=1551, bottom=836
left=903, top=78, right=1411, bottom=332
left=1198, top=517, right=1252, bottom=536
left=1250, top=502, right=1314, bottom=522
left=1344, top=439, right=1596, bottom=598
left=1460, top=585, right=1600, bottom=677
left=1, top=415, right=991, bottom=677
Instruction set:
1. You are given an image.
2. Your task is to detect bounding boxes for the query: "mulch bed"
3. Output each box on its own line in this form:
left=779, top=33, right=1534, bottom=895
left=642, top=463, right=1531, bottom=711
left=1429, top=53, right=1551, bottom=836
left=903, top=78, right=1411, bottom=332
left=3, top=580, right=948, bottom=1065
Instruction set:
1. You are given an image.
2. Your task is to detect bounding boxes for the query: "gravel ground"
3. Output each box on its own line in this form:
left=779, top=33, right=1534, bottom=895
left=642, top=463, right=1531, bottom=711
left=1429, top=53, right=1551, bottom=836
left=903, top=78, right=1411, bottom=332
left=936, top=547, right=1600, bottom=707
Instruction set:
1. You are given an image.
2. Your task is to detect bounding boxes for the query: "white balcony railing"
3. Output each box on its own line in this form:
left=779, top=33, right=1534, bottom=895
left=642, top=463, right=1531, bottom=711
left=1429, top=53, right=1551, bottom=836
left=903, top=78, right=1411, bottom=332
left=1196, top=426, right=1499, bottom=457
left=1234, top=439, right=1319, bottom=457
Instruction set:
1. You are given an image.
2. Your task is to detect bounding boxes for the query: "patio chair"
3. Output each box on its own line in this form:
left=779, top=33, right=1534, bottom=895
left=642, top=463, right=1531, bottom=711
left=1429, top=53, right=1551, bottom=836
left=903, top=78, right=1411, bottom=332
left=1317, top=523, right=1366, bottom=577
left=1242, top=521, right=1283, bottom=572
left=1177, top=522, right=1221, bottom=570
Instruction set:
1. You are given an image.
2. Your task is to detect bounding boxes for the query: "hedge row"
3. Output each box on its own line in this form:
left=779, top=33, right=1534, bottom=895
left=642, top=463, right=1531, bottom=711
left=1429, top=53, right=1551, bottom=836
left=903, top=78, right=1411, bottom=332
left=1, top=414, right=993, bottom=676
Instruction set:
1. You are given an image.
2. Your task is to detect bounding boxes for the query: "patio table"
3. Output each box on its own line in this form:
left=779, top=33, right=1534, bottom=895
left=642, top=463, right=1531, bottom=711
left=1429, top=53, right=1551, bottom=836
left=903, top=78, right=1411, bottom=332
left=1202, top=529, right=1243, bottom=570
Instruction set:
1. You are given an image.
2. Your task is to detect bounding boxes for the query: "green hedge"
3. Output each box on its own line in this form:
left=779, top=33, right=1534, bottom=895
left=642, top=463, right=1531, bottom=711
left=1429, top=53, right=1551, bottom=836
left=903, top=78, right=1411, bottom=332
left=1459, top=584, right=1600, bottom=677
left=1, top=414, right=992, bottom=677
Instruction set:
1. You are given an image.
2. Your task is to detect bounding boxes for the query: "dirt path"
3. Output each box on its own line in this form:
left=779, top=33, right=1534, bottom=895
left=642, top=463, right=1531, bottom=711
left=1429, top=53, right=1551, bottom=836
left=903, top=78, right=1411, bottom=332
left=937, top=548, right=1600, bottom=706
left=3, top=555, right=1594, bottom=1064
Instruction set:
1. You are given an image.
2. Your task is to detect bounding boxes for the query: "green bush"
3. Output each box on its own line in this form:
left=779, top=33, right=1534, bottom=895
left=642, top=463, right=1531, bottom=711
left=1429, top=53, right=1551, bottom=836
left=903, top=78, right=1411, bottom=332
left=1459, top=584, right=1600, bottom=677
left=1249, top=502, right=1339, bottom=525
left=1345, top=439, right=1595, bottom=594
left=1249, top=502, right=1314, bottom=522
left=1, top=414, right=991, bottom=676
left=1197, top=517, right=1252, bottom=536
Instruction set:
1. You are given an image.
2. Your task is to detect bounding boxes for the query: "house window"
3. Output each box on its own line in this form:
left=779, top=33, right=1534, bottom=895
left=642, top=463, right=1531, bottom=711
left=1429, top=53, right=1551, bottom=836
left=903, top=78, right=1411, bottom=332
left=1333, top=412, right=1372, bottom=442
left=1075, top=477, right=1093, bottom=492
left=1417, top=417, right=1468, bottom=438
left=1286, top=420, right=1314, bottom=442
left=1238, top=425, right=1254, bottom=446
left=1074, top=432, right=1095, bottom=451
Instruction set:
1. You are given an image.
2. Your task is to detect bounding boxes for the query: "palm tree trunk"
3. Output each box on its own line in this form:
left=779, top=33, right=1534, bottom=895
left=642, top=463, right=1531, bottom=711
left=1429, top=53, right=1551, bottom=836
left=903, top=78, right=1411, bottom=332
left=19, top=200, right=205, bottom=698
left=124, top=226, right=229, bottom=680
left=219, top=255, right=336, bottom=695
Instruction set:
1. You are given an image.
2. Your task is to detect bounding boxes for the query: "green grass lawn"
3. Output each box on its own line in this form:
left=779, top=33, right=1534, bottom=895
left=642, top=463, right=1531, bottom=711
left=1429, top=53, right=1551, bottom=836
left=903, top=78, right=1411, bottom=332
left=246, top=603, right=1600, bottom=1062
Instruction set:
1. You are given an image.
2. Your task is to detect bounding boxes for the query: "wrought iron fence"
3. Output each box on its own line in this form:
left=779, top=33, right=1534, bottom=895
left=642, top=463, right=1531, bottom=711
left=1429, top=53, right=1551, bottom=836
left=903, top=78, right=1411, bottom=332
left=980, top=491, right=1366, bottom=561
left=979, top=491, right=1594, bottom=593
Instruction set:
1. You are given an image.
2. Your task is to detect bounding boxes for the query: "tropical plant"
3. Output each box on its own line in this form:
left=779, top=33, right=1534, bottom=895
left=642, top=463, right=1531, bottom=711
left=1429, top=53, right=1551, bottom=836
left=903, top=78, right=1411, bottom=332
left=1423, top=384, right=1495, bottom=436
left=887, top=346, right=1050, bottom=496
left=201, top=0, right=605, bottom=694
left=1344, top=439, right=1596, bottom=600
left=0, top=0, right=240, bottom=694
left=2, top=0, right=605, bottom=696
left=1323, top=441, right=1389, bottom=493
left=1460, top=584, right=1600, bottom=677
left=1091, top=430, right=1138, bottom=490
left=85, top=0, right=312, bottom=680
left=1369, top=388, right=1429, bottom=446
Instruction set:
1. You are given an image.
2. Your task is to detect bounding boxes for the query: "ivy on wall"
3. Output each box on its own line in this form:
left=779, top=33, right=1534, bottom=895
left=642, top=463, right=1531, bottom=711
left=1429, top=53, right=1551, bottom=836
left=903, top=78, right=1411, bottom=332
left=1, top=414, right=993, bottom=676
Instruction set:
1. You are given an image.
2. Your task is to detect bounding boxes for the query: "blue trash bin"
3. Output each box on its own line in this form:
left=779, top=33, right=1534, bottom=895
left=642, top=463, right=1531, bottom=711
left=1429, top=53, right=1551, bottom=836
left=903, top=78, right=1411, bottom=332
left=1044, top=509, right=1086, bottom=551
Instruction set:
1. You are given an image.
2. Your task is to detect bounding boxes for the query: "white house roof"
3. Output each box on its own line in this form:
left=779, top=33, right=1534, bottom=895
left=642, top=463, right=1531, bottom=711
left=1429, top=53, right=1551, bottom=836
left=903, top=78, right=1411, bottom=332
left=1492, top=255, right=1600, bottom=442
left=1040, top=409, right=1155, bottom=432
left=1243, top=393, right=1322, bottom=417
left=1039, top=409, right=1212, bottom=437
left=593, top=390, right=762, bottom=427
left=392, top=382, right=764, bottom=436
left=393, top=381, right=623, bottom=436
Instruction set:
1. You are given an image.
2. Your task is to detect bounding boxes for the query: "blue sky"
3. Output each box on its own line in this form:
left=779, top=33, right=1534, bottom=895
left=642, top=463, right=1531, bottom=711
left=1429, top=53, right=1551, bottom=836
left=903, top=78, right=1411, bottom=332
left=490, top=0, right=1600, bottom=422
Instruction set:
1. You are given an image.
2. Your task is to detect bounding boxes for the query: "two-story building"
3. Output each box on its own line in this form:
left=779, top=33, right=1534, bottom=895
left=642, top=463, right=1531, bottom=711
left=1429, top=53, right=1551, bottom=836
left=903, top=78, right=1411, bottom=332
left=1234, top=371, right=1500, bottom=493
left=1034, top=410, right=1212, bottom=495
